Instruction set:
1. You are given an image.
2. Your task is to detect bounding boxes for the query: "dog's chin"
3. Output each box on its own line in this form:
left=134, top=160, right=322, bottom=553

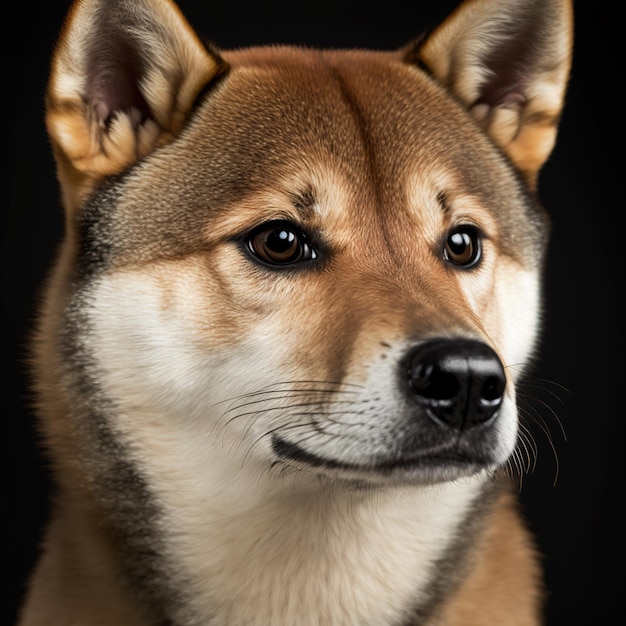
left=271, top=435, right=494, bottom=487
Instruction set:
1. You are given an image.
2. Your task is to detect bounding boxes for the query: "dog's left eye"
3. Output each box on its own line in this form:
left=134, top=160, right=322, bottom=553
left=246, top=221, right=318, bottom=266
left=443, top=226, right=482, bottom=268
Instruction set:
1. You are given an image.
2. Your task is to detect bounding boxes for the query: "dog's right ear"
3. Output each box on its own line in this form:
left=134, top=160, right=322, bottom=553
left=47, top=0, right=226, bottom=213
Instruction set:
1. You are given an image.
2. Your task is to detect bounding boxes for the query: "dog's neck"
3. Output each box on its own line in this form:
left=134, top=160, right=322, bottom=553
left=151, top=466, right=492, bottom=626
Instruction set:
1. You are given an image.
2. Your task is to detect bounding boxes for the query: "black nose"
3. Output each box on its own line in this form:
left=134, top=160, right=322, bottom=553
left=406, top=339, right=506, bottom=430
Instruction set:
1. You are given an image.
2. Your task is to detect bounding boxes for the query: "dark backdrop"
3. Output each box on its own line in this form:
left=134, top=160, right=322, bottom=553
left=4, top=1, right=622, bottom=624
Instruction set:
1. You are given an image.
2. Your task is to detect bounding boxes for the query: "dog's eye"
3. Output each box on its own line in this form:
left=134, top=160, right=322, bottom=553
left=443, top=226, right=482, bottom=268
left=246, top=221, right=317, bottom=266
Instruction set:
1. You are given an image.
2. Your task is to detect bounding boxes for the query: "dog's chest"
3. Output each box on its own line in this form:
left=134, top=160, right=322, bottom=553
left=160, top=479, right=485, bottom=626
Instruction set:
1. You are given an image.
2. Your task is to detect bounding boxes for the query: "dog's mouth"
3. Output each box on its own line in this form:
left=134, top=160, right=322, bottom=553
left=271, top=434, right=492, bottom=484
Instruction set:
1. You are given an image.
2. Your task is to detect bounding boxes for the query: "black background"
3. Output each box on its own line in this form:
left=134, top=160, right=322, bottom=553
left=4, top=1, right=622, bottom=624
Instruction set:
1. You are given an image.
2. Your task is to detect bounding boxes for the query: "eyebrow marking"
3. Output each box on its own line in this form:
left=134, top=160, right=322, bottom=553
left=437, top=190, right=451, bottom=214
left=290, top=185, right=318, bottom=219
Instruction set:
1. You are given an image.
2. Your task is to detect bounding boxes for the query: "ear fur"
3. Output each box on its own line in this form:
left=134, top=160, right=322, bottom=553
left=406, top=0, right=573, bottom=188
left=47, top=0, right=225, bottom=213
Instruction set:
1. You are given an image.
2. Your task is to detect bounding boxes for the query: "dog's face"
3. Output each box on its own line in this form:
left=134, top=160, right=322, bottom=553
left=42, top=0, right=572, bottom=494
left=75, top=48, right=542, bottom=489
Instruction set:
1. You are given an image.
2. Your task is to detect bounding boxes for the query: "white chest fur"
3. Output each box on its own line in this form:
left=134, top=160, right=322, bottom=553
left=155, top=464, right=486, bottom=626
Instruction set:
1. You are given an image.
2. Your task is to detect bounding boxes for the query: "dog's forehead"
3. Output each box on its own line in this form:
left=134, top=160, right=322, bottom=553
left=191, top=46, right=500, bottom=195
left=98, top=46, right=544, bottom=267
left=199, top=47, right=536, bottom=221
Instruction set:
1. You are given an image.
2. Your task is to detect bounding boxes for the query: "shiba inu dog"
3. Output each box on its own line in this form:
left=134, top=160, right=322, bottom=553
left=17, top=0, right=573, bottom=624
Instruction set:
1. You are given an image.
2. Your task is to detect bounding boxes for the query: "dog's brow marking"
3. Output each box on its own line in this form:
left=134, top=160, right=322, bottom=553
left=290, top=187, right=317, bottom=218
left=437, top=190, right=452, bottom=214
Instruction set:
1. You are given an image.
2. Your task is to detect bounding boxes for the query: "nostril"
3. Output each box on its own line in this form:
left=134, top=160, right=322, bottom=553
left=409, top=363, right=459, bottom=405
left=405, top=339, right=506, bottom=430
left=480, top=375, right=505, bottom=405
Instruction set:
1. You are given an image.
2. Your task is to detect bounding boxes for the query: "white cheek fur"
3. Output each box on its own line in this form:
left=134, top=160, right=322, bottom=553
left=86, top=265, right=527, bottom=470
left=80, top=264, right=524, bottom=625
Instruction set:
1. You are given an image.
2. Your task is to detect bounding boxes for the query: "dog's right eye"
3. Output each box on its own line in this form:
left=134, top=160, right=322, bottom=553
left=245, top=221, right=318, bottom=267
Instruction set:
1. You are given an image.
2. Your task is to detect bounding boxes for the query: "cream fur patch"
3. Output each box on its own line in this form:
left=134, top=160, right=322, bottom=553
left=84, top=269, right=492, bottom=625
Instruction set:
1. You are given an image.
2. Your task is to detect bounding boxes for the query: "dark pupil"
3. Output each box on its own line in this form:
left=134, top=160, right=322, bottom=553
left=447, top=231, right=473, bottom=264
left=258, top=227, right=301, bottom=262
left=449, top=232, right=468, bottom=251
left=266, top=229, right=295, bottom=253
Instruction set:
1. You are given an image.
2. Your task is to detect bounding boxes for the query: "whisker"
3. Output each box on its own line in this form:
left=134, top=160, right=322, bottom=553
left=515, top=429, right=533, bottom=474
left=211, top=380, right=363, bottom=408
left=505, top=451, right=523, bottom=491
left=219, top=402, right=360, bottom=441
left=517, top=404, right=561, bottom=487
left=221, top=396, right=357, bottom=420
left=511, top=370, right=570, bottom=487
left=518, top=396, right=561, bottom=444
left=518, top=377, right=570, bottom=398
left=521, top=394, right=567, bottom=443
left=320, top=413, right=370, bottom=429
left=517, top=377, right=569, bottom=437
left=208, top=378, right=369, bottom=474
left=518, top=423, right=538, bottom=473
left=501, top=368, right=568, bottom=487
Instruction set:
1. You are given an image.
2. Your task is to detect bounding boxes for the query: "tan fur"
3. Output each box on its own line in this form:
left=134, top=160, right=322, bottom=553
left=430, top=490, right=543, bottom=625
left=19, top=0, right=572, bottom=624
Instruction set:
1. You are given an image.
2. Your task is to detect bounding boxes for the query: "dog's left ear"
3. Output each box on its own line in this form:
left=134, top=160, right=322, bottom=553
left=406, top=0, right=573, bottom=188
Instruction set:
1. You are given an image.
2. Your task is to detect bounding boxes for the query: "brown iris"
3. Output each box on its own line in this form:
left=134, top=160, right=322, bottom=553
left=443, top=226, right=482, bottom=268
left=246, top=221, right=317, bottom=266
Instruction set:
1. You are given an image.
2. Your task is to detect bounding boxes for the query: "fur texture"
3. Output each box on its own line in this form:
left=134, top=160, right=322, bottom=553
left=18, top=0, right=572, bottom=624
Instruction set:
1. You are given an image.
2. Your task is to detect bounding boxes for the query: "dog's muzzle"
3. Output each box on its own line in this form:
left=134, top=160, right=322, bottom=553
left=405, top=338, right=506, bottom=431
left=271, top=337, right=509, bottom=483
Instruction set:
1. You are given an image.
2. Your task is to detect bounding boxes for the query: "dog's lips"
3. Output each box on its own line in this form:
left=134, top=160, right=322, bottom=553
left=270, top=434, right=490, bottom=483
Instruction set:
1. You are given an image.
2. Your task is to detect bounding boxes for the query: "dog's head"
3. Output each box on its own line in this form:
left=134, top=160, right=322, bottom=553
left=43, top=0, right=572, bottom=489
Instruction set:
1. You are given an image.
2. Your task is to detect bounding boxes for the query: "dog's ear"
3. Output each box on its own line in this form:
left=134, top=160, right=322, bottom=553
left=46, top=0, right=226, bottom=212
left=405, top=0, right=573, bottom=188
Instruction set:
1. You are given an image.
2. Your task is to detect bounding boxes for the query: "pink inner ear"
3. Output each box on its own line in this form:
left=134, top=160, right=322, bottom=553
left=471, top=74, right=530, bottom=112
left=91, top=73, right=150, bottom=131
left=497, top=91, right=527, bottom=108
left=468, top=10, right=543, bottom=112
left=93, top=99, right=112, bottom=127
left=86, top=31, right=152, bottom=130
